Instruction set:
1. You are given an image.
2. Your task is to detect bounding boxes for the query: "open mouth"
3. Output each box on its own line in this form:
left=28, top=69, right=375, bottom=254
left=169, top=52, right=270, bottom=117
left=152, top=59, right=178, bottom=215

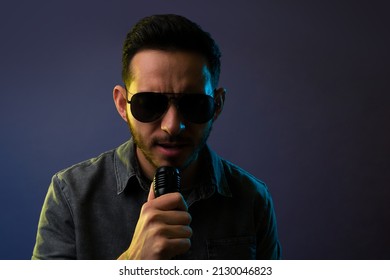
left=158, top=142, right=188, bottom=148
left=156, top=142, right=191, bottom=157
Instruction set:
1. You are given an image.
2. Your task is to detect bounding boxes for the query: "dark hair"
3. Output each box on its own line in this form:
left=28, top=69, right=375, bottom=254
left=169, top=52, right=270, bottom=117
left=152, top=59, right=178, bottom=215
left=122, top=14, right=221, bottom=88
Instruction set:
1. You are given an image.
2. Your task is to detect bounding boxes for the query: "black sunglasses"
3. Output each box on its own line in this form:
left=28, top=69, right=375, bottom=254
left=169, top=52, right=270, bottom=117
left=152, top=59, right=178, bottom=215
left=127, top=92, right=217, bottom=124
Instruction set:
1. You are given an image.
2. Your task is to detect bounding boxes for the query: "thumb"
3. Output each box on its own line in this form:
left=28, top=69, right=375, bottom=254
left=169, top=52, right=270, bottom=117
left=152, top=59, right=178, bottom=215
left=147, top=182, right=155, bottom=201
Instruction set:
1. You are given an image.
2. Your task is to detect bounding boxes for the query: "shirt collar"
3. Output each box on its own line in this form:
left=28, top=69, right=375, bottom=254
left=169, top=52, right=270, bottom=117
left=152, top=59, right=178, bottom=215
left=113, top=138, right=232, bottom=198
left=206, top=146, right=232, bottom=197
left=185, top=145, right=232, bottom=206
left=114, top=138, right=149, bottom=194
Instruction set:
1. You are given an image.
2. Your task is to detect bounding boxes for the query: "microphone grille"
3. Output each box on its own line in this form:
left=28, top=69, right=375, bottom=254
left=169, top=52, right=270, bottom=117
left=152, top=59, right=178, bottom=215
left=153, top=166, right=181, bottom=197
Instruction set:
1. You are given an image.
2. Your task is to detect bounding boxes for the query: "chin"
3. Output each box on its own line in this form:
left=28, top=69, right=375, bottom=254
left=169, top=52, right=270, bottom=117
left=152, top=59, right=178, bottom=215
left=157, top=154, right=196, bottom=170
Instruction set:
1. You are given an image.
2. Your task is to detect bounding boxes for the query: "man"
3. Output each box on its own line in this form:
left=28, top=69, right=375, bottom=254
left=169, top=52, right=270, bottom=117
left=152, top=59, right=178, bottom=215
left=32, top=14, right=281, bottom=260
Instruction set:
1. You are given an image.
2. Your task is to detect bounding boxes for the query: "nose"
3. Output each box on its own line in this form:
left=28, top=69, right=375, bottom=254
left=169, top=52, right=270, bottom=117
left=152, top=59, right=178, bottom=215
left=160, top=103, right=185, bottom=136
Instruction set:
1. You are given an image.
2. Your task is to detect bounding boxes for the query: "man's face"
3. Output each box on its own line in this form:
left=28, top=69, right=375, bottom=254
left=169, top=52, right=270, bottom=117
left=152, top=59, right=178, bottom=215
left=122, top=50, right=223, bottom=174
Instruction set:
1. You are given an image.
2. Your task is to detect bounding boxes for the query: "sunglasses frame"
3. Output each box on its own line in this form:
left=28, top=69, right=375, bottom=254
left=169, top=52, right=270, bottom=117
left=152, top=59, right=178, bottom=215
left=126, top=90, right=217, bottom=124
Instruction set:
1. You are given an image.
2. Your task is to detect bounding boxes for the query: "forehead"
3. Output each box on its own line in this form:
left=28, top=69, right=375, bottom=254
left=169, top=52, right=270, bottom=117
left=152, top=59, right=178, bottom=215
left=128, top=49, right=212, bottom=93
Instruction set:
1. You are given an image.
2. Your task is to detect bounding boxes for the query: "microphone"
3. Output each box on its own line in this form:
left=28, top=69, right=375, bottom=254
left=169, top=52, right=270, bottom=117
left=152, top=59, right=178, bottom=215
left=153, top=166, right=181, bottom=197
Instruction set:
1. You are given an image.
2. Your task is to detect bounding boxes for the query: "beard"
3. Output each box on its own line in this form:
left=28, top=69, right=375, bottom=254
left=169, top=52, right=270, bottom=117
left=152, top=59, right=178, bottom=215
left=127, top=116, right=213, bottom=171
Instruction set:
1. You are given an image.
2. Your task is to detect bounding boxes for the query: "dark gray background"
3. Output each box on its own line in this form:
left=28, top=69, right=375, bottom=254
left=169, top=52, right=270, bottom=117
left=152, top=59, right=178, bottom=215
left=1, top=0, right=389, bottom=259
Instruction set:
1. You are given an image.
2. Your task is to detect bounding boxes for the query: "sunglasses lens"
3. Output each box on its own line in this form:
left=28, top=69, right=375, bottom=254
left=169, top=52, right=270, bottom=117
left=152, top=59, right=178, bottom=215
left=130, top=92, right=216, bottom=123
left=130, top=93, right=168, bottom=122
left=179, top=94, right=215, bottom=123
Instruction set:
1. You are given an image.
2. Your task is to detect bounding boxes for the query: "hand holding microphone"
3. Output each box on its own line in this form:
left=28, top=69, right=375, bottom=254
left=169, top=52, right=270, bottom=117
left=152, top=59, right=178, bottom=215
left=118, top=166, right=192, bottom=260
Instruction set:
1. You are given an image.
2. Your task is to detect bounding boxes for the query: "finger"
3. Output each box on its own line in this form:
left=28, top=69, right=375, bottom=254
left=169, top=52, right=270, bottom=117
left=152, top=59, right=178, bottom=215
left=164, top=238, right=192, bottom=258
left=153, top=224, right=192, bottom=239
left=147, top=182, right=155, bottom=202
left=156, top=210, right=192, bottom=226
left=151, top=236, right=192, bottom=259
left=166, top=225, right=193, bottom=239
left=153, top=192, right=188, bottom=211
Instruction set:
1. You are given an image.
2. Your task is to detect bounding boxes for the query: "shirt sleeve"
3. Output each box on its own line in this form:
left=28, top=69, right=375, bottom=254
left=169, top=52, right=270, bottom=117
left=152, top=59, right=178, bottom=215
left=32, top=175, right=76, bottom=259
left=256, top=190, right=282, bottom=259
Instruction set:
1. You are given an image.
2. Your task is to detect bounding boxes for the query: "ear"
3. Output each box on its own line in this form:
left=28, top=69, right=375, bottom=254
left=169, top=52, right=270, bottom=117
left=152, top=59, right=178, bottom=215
left=213, top=87, right=226, bottom=121
left=113, top=85, right=128, bottom=123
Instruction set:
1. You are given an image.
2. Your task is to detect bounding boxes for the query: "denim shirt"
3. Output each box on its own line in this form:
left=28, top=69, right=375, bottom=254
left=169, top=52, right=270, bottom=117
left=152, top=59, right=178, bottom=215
left=32, top=139, right=281, bottom=259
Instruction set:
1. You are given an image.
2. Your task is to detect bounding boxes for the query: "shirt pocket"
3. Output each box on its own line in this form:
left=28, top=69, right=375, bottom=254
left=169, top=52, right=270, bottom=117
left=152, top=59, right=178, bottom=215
left=206, top=235, right=256, bottom=260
